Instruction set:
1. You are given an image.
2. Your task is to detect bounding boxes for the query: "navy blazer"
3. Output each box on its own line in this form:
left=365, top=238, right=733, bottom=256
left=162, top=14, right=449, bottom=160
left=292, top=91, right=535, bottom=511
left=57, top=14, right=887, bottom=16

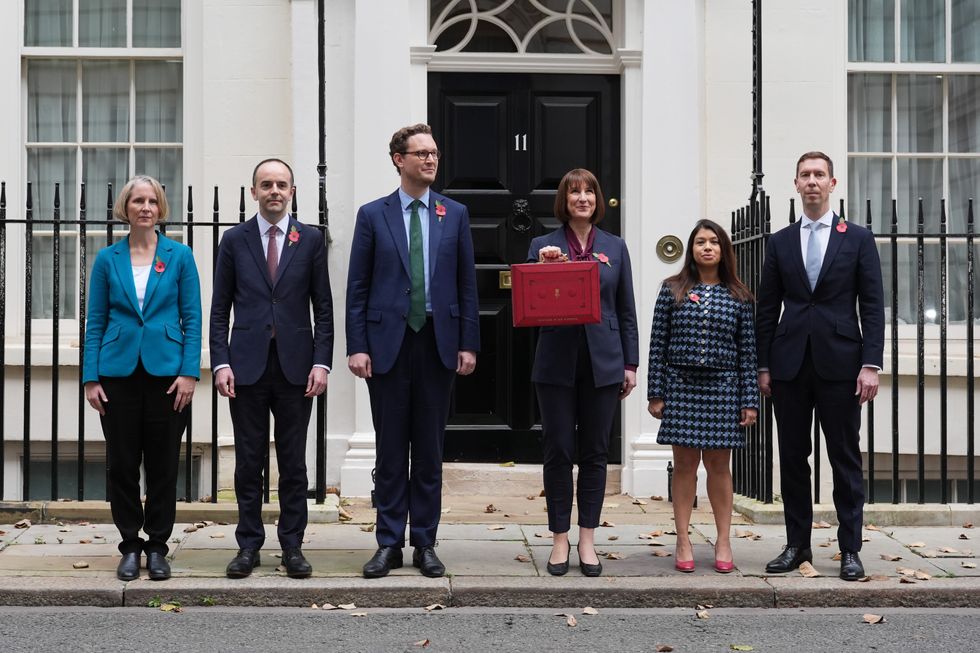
left=209, top=216, right=334, bottom=386
left=83, top=232, right=201, bottom=382
left=527, top=227, right=639, bottom=388
left=346, top=189, right=480, bottom=374
left=756, top=216, right=884, bottom=382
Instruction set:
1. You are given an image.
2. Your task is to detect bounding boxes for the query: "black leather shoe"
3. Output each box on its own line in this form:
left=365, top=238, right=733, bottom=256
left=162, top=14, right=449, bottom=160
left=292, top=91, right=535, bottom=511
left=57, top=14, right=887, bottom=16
left=282, top=548, right=313, bottom=579
left=546, top=558, right=570, bottom=576
left=363, top=546, right=403, bottom=579
left=577, top=545, right=603, bottom=577
left=226, top=549, right=261, bottom=578
left=839, top=551, right=865, bottom=581
left=116, top=552, right=140, bottom=581
left=146, top=552, right=171, bottom=580
left=765, top=546, right=813, bottom=573
left=413, top=546, right=446, bottom=578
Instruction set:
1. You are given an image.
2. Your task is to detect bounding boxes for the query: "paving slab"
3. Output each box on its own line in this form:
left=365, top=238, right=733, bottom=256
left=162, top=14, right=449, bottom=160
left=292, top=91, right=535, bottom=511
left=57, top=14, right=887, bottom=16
left=0, top=553, right=120, bottom=575
left=769, top=576, right=980, bottom=608
left=0, top=525, right=28, bottom=550
left=435, top=540, right=538, bottom=577
left=0, top=576, right=124, bottom=606
left=301, top=524, right=381, bottom=549
left=521, top=524, right=707, bottom=546
left=886, top=527, right=978, bottom=558
left=123, top=576, right=451, bottom=608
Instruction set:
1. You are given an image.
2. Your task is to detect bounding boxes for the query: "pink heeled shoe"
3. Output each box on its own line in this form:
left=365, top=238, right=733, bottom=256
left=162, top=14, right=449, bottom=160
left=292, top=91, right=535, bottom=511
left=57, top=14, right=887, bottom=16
left=674, top=558, right=695, bottom=573
left=714, top=559, right=735, bottom=574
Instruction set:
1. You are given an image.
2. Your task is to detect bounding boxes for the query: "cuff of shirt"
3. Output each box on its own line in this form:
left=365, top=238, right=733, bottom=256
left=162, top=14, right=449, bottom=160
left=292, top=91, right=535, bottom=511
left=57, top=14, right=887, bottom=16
left=862, top=365, right=881, bottom=372
left=213, top=363, right=230, bottom=373
left=314, top=364, right=331, bottom=373
left=625, top=364, right=638, bottom=372
left=757, top=367, right=769, bottom=373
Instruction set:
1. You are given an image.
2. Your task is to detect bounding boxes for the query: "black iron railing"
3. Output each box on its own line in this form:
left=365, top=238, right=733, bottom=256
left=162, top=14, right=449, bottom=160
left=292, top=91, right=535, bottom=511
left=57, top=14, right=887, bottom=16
left=731, top=193, right=977, bottom=505
left=0, top=181, right=330, bottom=504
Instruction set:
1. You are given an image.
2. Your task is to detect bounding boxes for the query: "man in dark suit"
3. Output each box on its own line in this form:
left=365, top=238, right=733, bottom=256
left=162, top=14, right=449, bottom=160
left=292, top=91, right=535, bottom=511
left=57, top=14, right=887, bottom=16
left=347, top=123, right=480, bottom=579
left=756, top=151, right=884, bottom=581
left=210, top=158, right=333, bottom=579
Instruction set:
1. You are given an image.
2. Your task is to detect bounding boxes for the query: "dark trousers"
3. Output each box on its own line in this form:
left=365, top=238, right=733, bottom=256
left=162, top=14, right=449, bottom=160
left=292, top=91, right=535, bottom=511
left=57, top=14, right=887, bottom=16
left=535, top=330, right=621, bottom=533
left=367, top=320, right=455, bottom=548
left=99, top=361, right=187, bottom=555
left=772, top=345, right=865, bottom=552
left=230, top=340, right=313, bottom=551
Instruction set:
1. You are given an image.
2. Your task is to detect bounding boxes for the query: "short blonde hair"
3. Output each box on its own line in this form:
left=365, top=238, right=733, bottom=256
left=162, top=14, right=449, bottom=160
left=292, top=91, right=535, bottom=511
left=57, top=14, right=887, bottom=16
left=112, top=175, right=170, bottom=223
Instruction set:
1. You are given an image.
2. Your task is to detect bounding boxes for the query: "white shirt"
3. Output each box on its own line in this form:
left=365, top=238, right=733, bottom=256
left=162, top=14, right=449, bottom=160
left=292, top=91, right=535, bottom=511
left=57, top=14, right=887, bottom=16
left=132, top=264, right=152, bottom=311
left=799, top=209, right=834, bottom=267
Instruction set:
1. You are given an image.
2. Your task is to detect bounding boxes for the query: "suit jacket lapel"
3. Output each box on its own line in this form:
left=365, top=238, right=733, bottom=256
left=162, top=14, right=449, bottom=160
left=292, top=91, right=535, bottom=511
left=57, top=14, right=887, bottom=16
left=383, top=192, right=411, bottom=277
left=244, top=216, right=274, bottom=289
left=428, top=193, right=446, bottom=278
left=274, top=219, right=302, bottom=286
left=111, top=238, right=141, bottom=314
left=816, top=214, right=845, bottom=290
left=789, top=221, right=811, bottom=292
left=141, top=233, right=173, bottom=309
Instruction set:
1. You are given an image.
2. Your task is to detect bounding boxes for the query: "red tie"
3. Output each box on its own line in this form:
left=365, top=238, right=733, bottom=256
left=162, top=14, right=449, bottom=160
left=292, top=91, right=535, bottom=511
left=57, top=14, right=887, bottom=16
left=267, top=224, right=279, bottom=282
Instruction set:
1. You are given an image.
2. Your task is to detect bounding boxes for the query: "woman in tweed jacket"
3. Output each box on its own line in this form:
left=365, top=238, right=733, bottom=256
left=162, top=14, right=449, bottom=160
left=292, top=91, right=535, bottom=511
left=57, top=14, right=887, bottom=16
left=647, top=219, right=758, bottom=574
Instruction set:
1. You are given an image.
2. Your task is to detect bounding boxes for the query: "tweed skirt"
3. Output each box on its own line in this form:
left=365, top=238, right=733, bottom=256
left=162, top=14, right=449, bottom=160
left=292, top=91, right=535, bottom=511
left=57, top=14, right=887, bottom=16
left=655, top=366, right=745, bottom=450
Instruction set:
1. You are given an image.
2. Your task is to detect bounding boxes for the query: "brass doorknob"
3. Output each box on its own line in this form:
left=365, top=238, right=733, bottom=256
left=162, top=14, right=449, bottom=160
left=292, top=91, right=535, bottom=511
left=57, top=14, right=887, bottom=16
left=608, top=198, right=619, bottom=208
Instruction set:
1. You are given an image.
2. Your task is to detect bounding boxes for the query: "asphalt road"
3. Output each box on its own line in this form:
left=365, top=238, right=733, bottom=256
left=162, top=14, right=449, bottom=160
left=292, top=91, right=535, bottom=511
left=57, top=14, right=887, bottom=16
left=2, top=607, right=978, bottom=652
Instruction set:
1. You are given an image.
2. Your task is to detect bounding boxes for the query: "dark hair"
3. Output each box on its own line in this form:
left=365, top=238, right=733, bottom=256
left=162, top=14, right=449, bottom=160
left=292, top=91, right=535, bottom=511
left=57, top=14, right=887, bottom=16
left=389, top=123, right=434, bottom=174
left=665, top=219, right=753, bottom=304
left=796, top=151, right=834, bottom=178
left=252, top=158, right=295, bottom=187
left=554, top=168, right=605, bottom=224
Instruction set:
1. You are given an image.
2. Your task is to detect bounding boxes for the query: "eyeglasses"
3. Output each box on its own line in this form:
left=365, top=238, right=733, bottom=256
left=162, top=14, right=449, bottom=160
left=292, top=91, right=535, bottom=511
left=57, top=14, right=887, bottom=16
left=402, top=150, right=441, bottom=161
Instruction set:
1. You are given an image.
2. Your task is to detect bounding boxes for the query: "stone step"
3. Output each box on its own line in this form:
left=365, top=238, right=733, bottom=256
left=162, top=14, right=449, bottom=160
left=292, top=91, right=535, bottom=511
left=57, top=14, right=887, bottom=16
left=441, top=463, right=621, bottom=496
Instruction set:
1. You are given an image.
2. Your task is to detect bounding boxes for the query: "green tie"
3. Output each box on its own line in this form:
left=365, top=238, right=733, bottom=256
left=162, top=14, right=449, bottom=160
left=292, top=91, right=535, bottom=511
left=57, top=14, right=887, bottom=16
left=408, top=199, right=426, bottom=332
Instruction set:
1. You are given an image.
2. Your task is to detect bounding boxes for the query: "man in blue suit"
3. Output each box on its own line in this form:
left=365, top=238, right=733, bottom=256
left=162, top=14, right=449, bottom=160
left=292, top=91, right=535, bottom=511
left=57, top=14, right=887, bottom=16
left=756, top=151, right=884, bottom=581
left=210, top=158, right=333, bottom=579
left=347, top=123, right=480, bottom=578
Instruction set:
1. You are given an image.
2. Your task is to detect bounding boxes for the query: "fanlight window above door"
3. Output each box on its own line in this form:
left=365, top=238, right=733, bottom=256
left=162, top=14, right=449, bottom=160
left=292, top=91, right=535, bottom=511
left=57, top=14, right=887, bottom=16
left=430, top=0, right=614, bottom=55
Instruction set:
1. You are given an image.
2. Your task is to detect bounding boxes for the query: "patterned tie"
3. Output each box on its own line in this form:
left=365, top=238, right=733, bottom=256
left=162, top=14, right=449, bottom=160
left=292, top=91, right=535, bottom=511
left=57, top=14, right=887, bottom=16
left=805, top=221, right=825, bottom=290
left=408, top=199, right=426, bottom=332
left=267, top=224, right=279, bottom=282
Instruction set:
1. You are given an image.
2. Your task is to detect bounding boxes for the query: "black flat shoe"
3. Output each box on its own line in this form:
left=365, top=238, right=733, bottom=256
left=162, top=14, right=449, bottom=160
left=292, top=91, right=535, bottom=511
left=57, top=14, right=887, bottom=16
left=363, top=546, right=403, bottom=579
left=546, top=559, right=570, bottom=576
left=146, top=552, right=171, bottom=581
left=765, top=546, right=812, bottom=573
left=413, top=546, right=446, bottom=578
left=839, top=551, right=865, bottom=581
left=282, top=548, right=312, bottom=579
left=226, top=548, right=261, bottom=578
left=577, top=545, right=603, bottom=577
left=116, top=552, right=140, bottom=581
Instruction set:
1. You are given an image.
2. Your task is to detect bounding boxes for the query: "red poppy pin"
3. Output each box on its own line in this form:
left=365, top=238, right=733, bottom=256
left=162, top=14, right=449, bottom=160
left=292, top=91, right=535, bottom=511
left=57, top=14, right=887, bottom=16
left=836, top=217, right=847, bottom=233
left=435, top=200, right=447, bottom=222
left=689, top=292, right=700, bottom=304
left=154, top=256, right=165, bottom=273
left=593, top=252, right=611, bottom=267
left=288, top=225, right=300, bottom=246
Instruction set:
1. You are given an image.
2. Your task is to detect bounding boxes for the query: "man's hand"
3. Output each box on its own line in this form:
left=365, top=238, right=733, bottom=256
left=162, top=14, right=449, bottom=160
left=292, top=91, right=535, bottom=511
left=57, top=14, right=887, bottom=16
left=740, top=407, right=759, bottom=427
left=305, top=367, right=328, bottom=398
left=167, top=375, right=197, bottom=412
left=215, top=367, right=236, bottom=398
left=648, top=398, right=665, bottom=419
left=757, top=371, right=772, bottom=397
left=855, top=367, right=879, bottom=405
left=348, top=353, right=372, bottom=379
left=457, top=350, right=476, bottom=375
left=84, top=381, right=108, bottom=416
left=620, top=370, right=637, bottom=399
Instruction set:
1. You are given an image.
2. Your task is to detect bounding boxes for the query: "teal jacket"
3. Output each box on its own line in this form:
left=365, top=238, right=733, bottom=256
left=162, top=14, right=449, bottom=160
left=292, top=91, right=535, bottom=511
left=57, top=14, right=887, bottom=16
left=82, top=232, right=202, bottom=382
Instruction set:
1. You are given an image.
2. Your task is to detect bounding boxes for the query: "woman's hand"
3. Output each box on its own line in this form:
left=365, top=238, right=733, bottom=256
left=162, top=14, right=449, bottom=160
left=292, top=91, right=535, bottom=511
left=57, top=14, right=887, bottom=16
left=85, top=382, right=108, bottom=416
left=620, top=370, right=637, bottom=399
left=740, top=407, right=758, bottom=427
left=167, top=375, right=197, bottom=412
left=537, top=246, right=567, bottom=263
left=648, top=397, right=665, bottom=419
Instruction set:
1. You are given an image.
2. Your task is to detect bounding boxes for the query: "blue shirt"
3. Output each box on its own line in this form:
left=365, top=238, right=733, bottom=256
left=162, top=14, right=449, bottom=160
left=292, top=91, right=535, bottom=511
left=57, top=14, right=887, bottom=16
left=398, top=187, right=432, bottom=311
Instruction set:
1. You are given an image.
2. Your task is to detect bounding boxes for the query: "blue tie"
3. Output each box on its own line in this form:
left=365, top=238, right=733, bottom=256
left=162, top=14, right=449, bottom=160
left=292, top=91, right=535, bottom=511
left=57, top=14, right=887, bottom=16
left=805, top=221, right=825, bottom=290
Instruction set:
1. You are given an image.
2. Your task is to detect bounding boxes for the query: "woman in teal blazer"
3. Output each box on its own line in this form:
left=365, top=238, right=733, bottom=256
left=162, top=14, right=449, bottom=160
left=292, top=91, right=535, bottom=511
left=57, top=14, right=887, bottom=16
left=83, top=175, right=201, bottom=581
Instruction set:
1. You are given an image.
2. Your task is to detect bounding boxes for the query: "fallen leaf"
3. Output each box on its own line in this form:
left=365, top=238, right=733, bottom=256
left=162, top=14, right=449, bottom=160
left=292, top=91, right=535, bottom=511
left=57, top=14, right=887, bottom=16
left=360, top=524, right=376, bottom=532
left=959, top=533, right=970, bottom=540
left=600, top=521, right=616, bottom=528
left=632, top=497, right=647, bottom=505
left=896, top=567, right=916, bottom=577
left=0, top=530, right=6, bottom=536
left=57, top=538, right=63, bottom=544
left=514, top=554, right=531, bottom=563
left=861, top=536, right=871, bottom=542
left=651, top=495, right=664, bottom=501
left=881, top=553, right=903, bottom=561
left=534, top=532, right=552, bottom=538
left=899, top=576, right=916, bottom=584
left=311, top=603, right=320, bottom=609
left=499, top=461, right=516, bottom=467
left=485, top=504, right=498, bottom=514
left=566, top=615, right=577, bottom=627
left=503, top=514, right=514, bottom=518
left=813, top=520, right=832, bottom=529
left=913, top=570, right=931, bottom=580
left=275, top=565, right=286, bottom=572
left=730, top=646, right=754, bottom=652
left=862, top=613, right=885, bottom=624
left=647, top=540, right=666, bottom=547
left=964, top=522, right=974, bottom=529
left=734, top=529, right=755, bottom=539
left=865, top=524, right=880, bottom=531
left=209, top=533, right=225, bottom=539
left=487, top=525, right=506, bottom=531
left=604, top=503, right=620, bottom=509
left=350, top=612, right=368, bottom=617
left=696, top=610, right=710, bottom=620
left=72, top=561, right=89, bottom=569
left=321, top=603, right=338, bottom=610
left=858, top=574, right=889, bottom=582
left=650, top=530, right=664, bottom=537
left=653, top=550, right=672, bottom=557
left=540, top=489, right=546, bottom=497
left=14, top=519, right=31, bottom=529
left=441, top=508, right=451, bottom=514
left=160, top=603, right=181, bottom=613
left=339, top=603, right=357, bottom=610
left=59, top=527, right=72, bottom=533
left=961, top=562, right=977, bottom=569
left=424, top=604, right=445, bottom=611
left=194, top=522, right=207, bottom=528
left=832, top=552, right=842, bottom=561
left=664, top=529, right=678, bottom=535
left=582, top=607, right=598, bottom=615
left=604, top=552, right=624, bottom=560
left=608, top=535, right=619, bottom=541
left=78, top=521, right=90, bottom=526
left=920, top=550, right=939, bottom=558
left=907, top=542, right=926, bottom=549
left=940, top=546, right=958, bottom=553
left=78, top=538, right=92, bottom=544
left=798, top=562, right=821, bottom=578
left=817, top=541, right=832, bottom=548
left=183, top=525, right=197, bottom=533
left=93, top=534, right=105, bottom=539
left=526, top=495, right=537, bottom=500
left=656, top=646, right=673, bottom=652
left=414, top=640, right=430, bottom=648
left=696, top=604, right=714, bottom=610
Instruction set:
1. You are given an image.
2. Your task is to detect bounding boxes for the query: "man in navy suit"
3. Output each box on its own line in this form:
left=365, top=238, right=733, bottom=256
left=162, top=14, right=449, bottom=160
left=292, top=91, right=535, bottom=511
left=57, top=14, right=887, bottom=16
left=210, top=158, right=333, bottom=579
left=347, top=123, right=480, bottom=578
left=756, top=151, right=884, bottom=581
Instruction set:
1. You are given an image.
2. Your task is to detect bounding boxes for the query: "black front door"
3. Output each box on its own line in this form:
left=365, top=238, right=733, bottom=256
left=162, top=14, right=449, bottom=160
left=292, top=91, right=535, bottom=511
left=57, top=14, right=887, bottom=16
left=429, top=72, right=621, bottom=463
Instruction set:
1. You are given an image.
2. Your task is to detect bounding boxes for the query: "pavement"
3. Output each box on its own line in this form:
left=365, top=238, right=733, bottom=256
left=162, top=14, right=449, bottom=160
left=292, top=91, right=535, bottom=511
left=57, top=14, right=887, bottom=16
left=2, top=494, right=979, bottom=609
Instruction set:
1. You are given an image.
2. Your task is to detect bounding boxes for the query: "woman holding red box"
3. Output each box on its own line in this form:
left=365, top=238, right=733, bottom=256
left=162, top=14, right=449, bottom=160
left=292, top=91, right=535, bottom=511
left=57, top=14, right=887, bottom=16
left=527, top=168, right=639, bottom=577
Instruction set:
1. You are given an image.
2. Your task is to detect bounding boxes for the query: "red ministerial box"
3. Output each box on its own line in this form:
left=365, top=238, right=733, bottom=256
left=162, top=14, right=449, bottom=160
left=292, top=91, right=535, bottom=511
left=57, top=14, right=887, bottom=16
left=511, top=261, right=601, bottom=327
